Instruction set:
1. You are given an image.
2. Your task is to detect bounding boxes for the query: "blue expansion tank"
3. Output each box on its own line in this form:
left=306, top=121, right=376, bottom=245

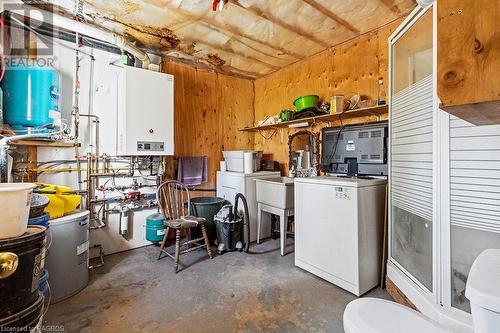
left=1, top=65, right=61, bottom=132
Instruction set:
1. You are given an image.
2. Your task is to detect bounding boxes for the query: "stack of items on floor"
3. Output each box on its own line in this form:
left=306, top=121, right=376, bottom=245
left=0, top=183, right=89, bottom=332
left=216, top=151, right=281, bottom=246
left=1, top=183, right=48, bottom=331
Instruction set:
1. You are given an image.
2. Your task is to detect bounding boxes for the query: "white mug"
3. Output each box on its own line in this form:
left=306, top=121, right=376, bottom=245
left=220, top=161, right=227, bottom=172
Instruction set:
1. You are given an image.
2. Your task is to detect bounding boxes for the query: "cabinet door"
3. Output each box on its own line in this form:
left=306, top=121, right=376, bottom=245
left=295, top=182, right=358, bottom=284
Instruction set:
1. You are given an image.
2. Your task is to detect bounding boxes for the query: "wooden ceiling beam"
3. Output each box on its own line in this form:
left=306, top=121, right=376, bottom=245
left=230, top=0, right=329, bottom=48
left=223, top=65, right=263, bottom=79
left=163, top=2, right=304, bottom=60
left=377, top=0, right=402, bottom=15
left=197, top=20, right=304, bottom=60
left=198, top=20, right=304, bottom=59
left=173, top=23, right=290, bottom=62
left=181, top=38, right=281, bottom=70
left=301, top=0, right=360, bottom=34
left=229, top=36, right=289, bottom=61
left=163, top=56, right=260, bottom=79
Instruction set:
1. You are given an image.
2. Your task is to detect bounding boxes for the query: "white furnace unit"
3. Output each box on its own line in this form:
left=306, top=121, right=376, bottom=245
left=116, top=66, right=174, bottom=156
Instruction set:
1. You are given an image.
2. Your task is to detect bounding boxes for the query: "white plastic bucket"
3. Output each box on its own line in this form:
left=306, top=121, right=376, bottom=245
left=223, top=151, right=263, bottom=173
left=0, top=183, right=36, bottom=239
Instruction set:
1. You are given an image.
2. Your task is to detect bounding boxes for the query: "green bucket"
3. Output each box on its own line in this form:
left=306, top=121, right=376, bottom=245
left=293, top=95, right=319, bottom=111
left=145, top=213, right=165, bottom=243
left=190, top=197, right=226, bottom=245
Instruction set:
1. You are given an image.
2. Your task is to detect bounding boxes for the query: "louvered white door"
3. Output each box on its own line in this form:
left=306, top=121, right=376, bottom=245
left=389, top=8, right=434, bottom=292
left=448, top=116, right=500, bottom=312
left=391, top=76, right=433, bottom=223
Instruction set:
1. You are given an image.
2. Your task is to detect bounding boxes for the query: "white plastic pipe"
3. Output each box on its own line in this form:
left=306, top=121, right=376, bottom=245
left=7, top=2, right=151, bottom=68
left=119, top=208, right=130, bottom=236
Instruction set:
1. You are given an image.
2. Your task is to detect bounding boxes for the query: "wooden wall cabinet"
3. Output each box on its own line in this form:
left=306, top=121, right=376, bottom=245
left=437, top=0, right=500, bottom=125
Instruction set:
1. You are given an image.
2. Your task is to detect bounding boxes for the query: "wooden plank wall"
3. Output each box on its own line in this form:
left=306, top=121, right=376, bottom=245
left=253, top=20, right=402, bottom=174
left=161, top=61, right=255, bottom=190
left=160, top=19, right=403, bottom=182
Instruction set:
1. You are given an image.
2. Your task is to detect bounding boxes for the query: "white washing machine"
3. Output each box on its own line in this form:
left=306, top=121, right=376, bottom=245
left=294, top=176, right=387, bottom=296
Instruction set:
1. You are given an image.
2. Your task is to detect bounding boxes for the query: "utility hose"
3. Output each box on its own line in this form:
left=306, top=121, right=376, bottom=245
left=233, top=193, right=250, bottom=253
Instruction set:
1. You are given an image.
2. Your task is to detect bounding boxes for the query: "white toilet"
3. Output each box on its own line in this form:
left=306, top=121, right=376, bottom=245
left=343, top=249, right=500, bottom=333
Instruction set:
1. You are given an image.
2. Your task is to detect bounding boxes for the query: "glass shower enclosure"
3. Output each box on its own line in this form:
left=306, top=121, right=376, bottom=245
left=389, top=7, right=434, bottom=294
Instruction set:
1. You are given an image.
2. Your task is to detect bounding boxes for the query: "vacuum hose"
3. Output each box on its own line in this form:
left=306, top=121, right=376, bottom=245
left=233, top=193, right=250, bottom=253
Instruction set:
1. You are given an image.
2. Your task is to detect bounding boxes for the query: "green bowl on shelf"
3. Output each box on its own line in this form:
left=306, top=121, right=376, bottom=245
left=293, top=95, right=320, bottom=112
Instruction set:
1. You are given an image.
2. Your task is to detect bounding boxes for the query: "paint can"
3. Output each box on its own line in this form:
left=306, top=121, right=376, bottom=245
left=0, top=294, right=44, bottom=331
left=0, top=226, right=46, bottom=317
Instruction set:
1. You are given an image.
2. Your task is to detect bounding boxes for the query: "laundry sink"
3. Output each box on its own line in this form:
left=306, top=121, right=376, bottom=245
left=255, top=177, right=294, bottom=210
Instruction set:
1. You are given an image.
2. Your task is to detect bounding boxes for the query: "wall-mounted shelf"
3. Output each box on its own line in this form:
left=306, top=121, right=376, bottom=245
left=0, top=125, right=80, bottom=182
left=1, top=126, right=79, bottom=148
left=240, top=104, right=388, bottom=132
left=10, top=140, right=79, bottom=148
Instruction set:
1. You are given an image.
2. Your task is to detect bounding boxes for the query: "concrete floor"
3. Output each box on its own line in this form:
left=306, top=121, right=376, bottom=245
left=45, top=240, right=391, bottom=333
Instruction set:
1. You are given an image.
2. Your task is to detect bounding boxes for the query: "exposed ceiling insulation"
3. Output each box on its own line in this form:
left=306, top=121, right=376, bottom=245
left=33, top=0, right=417, bottom=78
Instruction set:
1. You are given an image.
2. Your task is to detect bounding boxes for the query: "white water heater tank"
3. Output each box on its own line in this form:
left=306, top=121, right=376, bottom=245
left=116, top=66, right=174, bottom=156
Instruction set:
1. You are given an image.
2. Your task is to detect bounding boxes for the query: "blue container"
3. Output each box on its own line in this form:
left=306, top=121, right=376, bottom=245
left=1, top=65, right=61, bottom=132
left=38, top=269, right=49, bottom=293
left=28, top=213, right=50, bottom=228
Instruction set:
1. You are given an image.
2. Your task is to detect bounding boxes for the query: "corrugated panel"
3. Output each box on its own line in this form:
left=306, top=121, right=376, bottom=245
left=450, top=116, right=500, bottom=233
left=391, top=75, right=433, bottom=221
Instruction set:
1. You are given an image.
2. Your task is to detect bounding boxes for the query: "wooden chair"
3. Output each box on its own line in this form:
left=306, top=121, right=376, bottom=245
left=157, top=181, right=213, bottom=272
